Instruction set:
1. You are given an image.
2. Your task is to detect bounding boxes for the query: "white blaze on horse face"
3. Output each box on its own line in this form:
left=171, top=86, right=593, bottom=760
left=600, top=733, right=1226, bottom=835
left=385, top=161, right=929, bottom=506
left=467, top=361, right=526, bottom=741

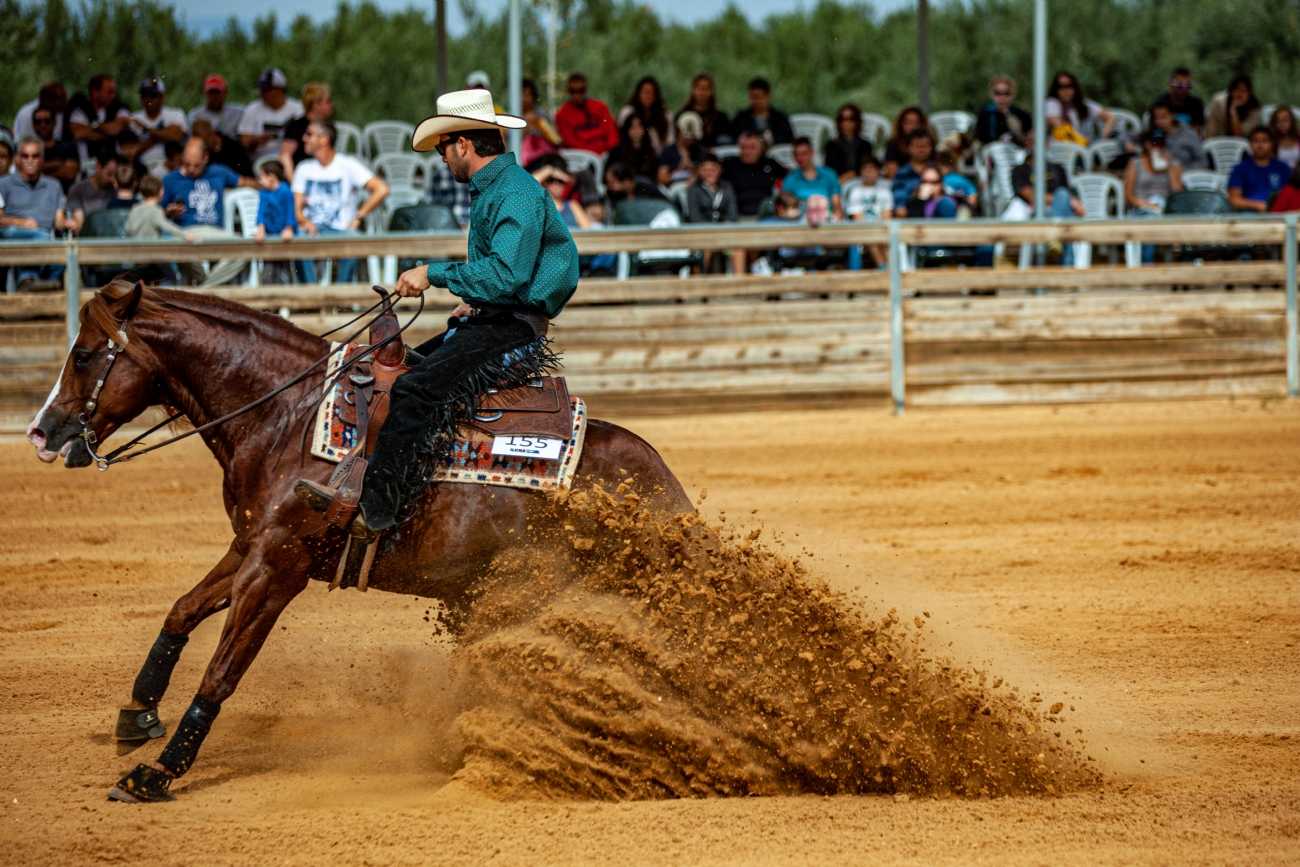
left=27, top=334, right=77, bottom=463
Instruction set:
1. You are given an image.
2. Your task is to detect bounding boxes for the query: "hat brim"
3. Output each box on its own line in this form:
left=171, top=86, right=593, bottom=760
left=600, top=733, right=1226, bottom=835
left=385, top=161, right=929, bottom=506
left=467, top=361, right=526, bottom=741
left=412, top=113, right=528, bottom=152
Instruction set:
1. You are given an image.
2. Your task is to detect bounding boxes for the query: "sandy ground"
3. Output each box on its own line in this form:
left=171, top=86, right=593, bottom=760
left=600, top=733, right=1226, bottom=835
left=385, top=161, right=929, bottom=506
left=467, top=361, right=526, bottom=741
left=2, top=398, right=1299, bottom=865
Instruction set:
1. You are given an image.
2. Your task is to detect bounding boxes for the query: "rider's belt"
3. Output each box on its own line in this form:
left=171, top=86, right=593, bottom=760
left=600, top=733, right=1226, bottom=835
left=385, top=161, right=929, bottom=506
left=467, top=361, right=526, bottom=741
left=468, top=303, right=551, bottom=339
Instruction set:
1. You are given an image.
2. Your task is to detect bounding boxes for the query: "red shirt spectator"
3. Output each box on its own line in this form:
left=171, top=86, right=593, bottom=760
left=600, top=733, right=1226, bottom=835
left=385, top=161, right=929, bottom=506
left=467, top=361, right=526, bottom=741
left=555, top=73, right=619, bottom=155
left=1270, top=176, right=1300, bottom=212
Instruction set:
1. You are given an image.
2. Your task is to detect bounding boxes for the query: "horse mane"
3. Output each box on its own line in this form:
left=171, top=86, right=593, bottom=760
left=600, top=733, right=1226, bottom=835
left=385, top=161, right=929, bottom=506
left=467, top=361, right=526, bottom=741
left=83, top=279, right=324, bottom=357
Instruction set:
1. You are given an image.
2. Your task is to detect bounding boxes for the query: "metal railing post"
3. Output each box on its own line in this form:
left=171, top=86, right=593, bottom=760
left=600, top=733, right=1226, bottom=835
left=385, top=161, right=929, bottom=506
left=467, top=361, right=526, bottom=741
left=1287, top=213, right=1298, bottom=399
left=888, top=220, right=905, bottom=415
left=65, top=239, right=80, bottom=351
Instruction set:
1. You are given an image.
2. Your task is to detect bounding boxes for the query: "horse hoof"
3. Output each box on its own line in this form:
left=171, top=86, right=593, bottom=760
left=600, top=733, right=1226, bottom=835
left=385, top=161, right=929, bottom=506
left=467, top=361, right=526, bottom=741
left=108, top=764, right=175, bottom=803
left=114, top=707, right=166, bottom=745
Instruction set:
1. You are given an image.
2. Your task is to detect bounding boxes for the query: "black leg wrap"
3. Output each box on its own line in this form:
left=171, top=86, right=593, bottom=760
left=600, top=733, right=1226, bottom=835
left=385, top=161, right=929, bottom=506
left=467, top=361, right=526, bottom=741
left=114, top=706, right=166, bottom=743
left=109, top=764, right=176, bottom=803
left=131, top=630, right=189, bottom=707
left=156, top=694, right=220, bottom=778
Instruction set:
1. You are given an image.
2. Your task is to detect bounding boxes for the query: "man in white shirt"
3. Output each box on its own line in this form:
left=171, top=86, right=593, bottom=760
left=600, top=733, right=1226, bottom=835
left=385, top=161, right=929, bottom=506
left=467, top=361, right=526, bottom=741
left=66, top=74, right=133, bottom=164
left=130, top=77, right=187, bottom=164
left=238, top=69, right=304, bottom=163
left=13, top=82, right=67, bottom=142
left=292, top=119, right=388, bottom=282
left=187, top=74, right=244, bottom=139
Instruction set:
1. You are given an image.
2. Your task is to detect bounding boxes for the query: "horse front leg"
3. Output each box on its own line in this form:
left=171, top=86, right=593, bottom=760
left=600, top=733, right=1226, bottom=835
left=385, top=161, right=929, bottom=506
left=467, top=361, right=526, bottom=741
left=114, top=543, right=243, bottom=752
left=108, top=537, right=309, bottom=803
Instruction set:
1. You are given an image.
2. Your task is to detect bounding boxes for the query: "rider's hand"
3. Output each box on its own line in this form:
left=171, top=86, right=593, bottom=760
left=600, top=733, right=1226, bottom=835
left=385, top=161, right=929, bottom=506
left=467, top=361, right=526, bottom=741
left=395, top=264, right=432, bottom=298
left=451, top=302, right=474, bottom=318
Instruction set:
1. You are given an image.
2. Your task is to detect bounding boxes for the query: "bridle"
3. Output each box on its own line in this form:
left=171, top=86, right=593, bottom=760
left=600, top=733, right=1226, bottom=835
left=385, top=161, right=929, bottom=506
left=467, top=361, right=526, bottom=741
left=72, top=292, right=424, bottom=472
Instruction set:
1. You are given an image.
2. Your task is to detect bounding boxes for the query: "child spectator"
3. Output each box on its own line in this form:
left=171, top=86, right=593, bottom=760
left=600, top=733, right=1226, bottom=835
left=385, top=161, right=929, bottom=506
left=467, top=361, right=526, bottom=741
left=127, top=175, right=195, bottom=240
left=658, top=112, right=705, bottom=186
left=107, top=163, right=139, bottom=210
left=935, top=150, right=977, bottom=210
left=125, top=175, right=197, bottom=285
left=844, top=156, right=892, bottom=269
left=1228, top=127, right=1291, bottom=212
left=253, top=160, right=298, bottom=284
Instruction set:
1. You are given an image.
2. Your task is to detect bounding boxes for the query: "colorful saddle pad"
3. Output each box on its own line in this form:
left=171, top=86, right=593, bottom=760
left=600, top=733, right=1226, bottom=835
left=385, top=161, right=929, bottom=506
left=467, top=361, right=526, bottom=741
left=310, top=343, right=586, bottom=492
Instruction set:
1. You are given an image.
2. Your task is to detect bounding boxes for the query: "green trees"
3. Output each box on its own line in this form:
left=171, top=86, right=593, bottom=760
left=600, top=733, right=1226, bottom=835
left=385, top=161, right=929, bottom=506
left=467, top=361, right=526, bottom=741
left=3, top=0, right=1297, bottom=129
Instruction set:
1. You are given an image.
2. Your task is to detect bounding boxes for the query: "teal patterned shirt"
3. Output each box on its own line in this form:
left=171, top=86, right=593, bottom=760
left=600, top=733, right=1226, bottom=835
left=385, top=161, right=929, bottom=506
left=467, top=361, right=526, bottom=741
left=426, top=153, right=579, bottom=318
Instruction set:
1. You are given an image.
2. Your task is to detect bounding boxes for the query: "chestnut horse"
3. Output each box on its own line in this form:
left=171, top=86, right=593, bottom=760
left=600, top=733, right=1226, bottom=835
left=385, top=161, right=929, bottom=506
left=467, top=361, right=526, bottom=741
left=26, top=281, right=691, bottom=802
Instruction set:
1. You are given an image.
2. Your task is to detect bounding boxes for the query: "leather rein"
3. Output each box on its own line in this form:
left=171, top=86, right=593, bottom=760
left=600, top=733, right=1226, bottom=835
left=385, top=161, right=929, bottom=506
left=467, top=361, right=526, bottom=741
left=76, top=293, right=424, bottom=471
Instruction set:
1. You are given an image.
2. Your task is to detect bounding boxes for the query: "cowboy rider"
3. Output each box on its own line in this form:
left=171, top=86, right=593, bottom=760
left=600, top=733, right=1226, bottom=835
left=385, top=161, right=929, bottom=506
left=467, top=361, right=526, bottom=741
left=294, top=89, right=580, bottom=536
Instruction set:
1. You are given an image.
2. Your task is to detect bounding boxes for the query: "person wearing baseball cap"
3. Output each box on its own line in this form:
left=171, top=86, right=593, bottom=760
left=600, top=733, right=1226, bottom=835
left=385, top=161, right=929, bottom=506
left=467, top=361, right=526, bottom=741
left=187, top=74, right=244, bottom=139
left=238, top=68, right=304, bottom=162
left=130, top=76, right=188, bottom=164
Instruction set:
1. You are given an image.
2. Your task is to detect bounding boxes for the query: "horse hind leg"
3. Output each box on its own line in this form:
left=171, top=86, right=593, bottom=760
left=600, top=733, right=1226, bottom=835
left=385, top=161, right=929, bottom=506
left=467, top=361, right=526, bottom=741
left=115, top=544, right=242, bottom=754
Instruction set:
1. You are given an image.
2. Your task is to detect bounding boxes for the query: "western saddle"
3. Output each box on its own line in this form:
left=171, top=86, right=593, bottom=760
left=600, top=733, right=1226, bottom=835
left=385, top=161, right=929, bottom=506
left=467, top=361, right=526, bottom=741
left=313, top=287, right=572, bottom=590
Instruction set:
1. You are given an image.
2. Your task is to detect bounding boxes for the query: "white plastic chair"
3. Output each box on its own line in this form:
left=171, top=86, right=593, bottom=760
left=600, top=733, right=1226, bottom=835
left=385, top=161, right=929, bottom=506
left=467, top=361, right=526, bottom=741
left=860, top=113, right=891, bottom=149
left=929, top=110, right=975, bottom=144
left=840, top=177, right=863, bottom=203
left=223, top=188, right=262, bottom=285
left=667, top=179, right=690, bottom=215
left=711, top=144, right=739, bottom=160
left=790, top=113, right=835, bottom=153
left=1046, top=141, right=1090, bottom=177
left=335, top=121, right=365, bottom=161
left=1070, top=172, right=1126, bottom=268
left=1203, top=137, right=1250, bottom=177
left=767, top=144, right=796, bottom=170
left=558, top=148, right=606, bottom=194
left=363, top=121, right=415, bottom=159
left=79, top=159, right=97, bottom=181
left=1181, top=169, right=1225, bottom=192
left=253, top=155, right=279, bottom=177
left=979, top=141, right=1025, bottom=217
left=371, top=153, right=426, bottom=198
left=1107, top=108, right=1142, bottom=138
left=1262, top=105, right=1277, bottom=126
left=1087, top=139, right=1122, bottom=172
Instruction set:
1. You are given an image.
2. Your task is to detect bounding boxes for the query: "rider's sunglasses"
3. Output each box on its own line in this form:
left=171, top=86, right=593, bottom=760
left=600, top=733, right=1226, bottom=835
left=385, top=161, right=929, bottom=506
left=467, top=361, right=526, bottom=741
left=434, top=136, right=458, bottom=156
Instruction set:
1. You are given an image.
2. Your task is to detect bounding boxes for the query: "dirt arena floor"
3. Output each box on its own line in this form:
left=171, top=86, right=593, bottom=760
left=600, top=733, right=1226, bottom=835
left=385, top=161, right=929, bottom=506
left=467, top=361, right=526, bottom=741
left=2, top=398, right=1299, bottom=865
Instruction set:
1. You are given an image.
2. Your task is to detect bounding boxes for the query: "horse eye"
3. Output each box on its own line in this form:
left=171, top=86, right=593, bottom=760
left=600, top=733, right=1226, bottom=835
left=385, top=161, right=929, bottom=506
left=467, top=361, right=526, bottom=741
left=73, top=349, right=94, bottom=368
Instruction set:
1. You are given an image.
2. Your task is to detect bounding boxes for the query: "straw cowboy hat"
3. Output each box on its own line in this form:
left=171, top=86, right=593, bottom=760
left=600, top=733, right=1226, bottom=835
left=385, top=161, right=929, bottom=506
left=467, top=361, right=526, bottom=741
left=412, top=89, right=526, bottom=152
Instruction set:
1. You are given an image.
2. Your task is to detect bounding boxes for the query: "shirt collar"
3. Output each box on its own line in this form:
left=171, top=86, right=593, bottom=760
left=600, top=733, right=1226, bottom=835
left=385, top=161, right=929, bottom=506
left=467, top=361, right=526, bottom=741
left=470, top=153, right=516, bottom=195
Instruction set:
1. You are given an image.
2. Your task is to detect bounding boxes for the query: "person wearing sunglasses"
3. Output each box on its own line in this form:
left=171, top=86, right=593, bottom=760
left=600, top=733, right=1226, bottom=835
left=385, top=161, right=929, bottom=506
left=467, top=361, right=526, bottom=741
left=823, top=103, right=874, bottom=183
left=975, top=75, right=1032, bottom=147
left=555, top=72, right=620, bottom=156
left=1045, top=71, right=1114, bottom=144
left=1155, top=68, right=1205, bottom=135
left=0, top=136, right=71, bottom=290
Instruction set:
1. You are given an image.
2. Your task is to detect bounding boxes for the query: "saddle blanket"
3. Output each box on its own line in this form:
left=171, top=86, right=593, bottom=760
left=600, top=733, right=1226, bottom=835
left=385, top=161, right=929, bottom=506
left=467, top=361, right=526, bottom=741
left=310, top=343, right=587, bottom=492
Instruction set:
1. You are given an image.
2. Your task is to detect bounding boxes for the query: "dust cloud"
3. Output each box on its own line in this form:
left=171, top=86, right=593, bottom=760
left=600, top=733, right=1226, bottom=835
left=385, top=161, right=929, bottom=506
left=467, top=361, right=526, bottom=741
left=439, top=482, right=1100, bottom=801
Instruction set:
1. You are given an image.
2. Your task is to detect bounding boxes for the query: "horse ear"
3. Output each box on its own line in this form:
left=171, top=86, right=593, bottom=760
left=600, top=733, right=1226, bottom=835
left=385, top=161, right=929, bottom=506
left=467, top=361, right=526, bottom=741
left=109, top=281, right=146, bottom=321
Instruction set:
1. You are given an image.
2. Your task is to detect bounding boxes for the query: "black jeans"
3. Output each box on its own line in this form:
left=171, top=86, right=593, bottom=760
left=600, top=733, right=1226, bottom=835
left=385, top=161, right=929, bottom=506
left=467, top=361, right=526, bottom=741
left=358, top=312, right=538, bottom=528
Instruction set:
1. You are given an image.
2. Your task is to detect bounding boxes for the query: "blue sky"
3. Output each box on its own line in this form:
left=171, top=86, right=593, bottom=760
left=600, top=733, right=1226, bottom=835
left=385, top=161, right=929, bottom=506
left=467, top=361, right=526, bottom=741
left=174, top=0, right=913, bottom=36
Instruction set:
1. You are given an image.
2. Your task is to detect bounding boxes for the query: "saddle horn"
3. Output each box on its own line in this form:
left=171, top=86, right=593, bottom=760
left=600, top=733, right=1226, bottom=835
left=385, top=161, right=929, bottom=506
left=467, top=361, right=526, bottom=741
left=368, top=285, right=405, bottom=367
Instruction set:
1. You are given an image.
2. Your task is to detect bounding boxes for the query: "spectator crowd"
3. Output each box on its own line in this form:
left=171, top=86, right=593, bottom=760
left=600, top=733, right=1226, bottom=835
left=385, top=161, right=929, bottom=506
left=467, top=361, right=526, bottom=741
left=1, top=63, right=1299, bottom=287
